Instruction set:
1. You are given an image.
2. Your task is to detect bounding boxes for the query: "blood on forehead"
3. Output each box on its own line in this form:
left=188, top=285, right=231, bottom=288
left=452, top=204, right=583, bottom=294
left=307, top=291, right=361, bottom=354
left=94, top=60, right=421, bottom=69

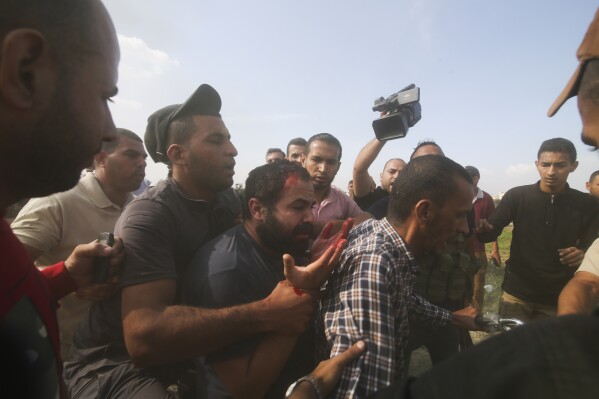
left=284, top=174, right=300, bottom=190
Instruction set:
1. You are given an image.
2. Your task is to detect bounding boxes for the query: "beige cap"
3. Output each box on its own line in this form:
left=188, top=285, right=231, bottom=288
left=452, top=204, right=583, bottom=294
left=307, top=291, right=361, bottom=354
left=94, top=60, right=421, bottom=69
left=548, top=8, right=599, bottom=117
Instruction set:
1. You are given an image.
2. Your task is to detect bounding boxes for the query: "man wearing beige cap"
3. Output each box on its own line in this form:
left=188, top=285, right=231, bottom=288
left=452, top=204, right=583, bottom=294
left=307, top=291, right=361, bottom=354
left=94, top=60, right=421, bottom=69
left=549, top=9, right=599, bottom=315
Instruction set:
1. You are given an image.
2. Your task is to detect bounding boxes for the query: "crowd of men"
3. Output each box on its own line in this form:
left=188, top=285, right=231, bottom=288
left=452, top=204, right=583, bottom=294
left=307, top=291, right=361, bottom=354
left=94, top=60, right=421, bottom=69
left=2, top=1, right=599, bottom=399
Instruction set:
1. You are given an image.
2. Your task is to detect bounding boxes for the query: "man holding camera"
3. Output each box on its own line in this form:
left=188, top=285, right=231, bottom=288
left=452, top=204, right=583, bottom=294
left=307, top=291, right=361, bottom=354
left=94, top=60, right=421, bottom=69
left=352, top=138, right=406, bottom=211
left=0, top=1, right=126, bottom=397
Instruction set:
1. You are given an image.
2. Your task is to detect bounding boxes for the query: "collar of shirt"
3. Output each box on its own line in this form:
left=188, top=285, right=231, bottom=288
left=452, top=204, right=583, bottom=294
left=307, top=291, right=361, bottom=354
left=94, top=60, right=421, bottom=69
left=472, top=187, right=483, bottom=204
left=85, top=172, right=132, bottom=210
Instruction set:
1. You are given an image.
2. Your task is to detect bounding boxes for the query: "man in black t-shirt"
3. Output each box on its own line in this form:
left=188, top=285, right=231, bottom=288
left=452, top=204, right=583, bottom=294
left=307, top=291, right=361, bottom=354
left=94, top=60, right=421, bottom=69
left=185, top=160, right=319, bottom=399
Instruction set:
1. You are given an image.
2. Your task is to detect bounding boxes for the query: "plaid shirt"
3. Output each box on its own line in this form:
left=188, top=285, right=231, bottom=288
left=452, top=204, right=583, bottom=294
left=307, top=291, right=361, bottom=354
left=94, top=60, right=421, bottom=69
left=320, top=218, right=451, bottom=398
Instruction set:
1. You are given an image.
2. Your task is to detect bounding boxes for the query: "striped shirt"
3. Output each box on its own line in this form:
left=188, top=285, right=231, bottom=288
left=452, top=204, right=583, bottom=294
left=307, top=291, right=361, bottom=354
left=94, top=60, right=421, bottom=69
left=320, top=218, right=451, bottom=398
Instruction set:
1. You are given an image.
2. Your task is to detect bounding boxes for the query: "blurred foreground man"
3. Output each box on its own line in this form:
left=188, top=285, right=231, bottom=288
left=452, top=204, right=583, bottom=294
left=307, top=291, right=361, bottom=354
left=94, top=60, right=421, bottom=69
left=0, top=1, right=123, bottom=398
left=552, top=9, right=599, bottom=315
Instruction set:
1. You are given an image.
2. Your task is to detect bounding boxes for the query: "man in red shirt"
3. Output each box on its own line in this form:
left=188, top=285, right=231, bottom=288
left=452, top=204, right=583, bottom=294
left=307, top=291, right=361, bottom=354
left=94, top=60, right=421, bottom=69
left=0, top=1, right=123, bottom=397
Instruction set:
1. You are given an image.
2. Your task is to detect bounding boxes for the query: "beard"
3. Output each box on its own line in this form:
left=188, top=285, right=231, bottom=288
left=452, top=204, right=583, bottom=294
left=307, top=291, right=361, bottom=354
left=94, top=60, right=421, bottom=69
left=256, top=211, right=313, bottom=257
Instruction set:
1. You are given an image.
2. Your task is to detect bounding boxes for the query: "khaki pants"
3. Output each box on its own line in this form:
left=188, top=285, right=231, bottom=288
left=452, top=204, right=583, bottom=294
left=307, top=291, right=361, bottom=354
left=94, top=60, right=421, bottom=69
left=499, top=292, right=556, bottom=323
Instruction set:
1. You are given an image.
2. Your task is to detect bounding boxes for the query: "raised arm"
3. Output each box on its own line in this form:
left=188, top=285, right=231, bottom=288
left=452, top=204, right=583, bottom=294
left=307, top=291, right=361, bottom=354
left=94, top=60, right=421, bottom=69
left=353, top=138, right=386, bottom=198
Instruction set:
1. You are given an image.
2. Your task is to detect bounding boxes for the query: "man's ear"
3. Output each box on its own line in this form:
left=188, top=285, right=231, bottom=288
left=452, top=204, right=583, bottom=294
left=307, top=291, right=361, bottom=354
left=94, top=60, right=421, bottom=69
left=587, top=181, right=592, bottom=191
left=94, top=151, right=108, bottom=167
left=248, top=198, right=265, bottom=221
left=166, top=144, right=187, bottom=166
left=570, top=160, right=579, bottom=172
left=0, top=29, right=52, bottom=109
left=414, top=199, right=434, bottom=227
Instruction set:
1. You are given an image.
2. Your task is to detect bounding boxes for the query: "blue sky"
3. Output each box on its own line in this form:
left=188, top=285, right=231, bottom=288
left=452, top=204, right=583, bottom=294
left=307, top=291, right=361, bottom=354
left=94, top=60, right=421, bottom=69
left=103, top=0, right=598, bottom=196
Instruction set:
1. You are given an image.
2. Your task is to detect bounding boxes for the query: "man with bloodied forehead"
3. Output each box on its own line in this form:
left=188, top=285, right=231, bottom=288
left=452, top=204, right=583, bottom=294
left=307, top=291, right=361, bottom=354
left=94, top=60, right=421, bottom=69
left=184, top=160, right=323, bottom=399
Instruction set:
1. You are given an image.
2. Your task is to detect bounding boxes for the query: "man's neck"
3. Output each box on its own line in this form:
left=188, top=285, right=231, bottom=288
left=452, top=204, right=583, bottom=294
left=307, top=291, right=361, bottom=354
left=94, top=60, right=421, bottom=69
left=314, top=185, right=331, bottom=203
left=172, top=171, right=216, bottom=202
left=94, top=173, right=129, bottom=208
left=243, top=220, right=279, bottom=257
left=539, top=181, right=567, bottom=195
left=393, top=218, right=425, bottom=258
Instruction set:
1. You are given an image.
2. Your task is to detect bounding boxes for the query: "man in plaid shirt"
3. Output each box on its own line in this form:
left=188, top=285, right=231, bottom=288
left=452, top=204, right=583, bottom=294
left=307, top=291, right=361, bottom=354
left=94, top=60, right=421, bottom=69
left=320, top=155, right=479, bottom=398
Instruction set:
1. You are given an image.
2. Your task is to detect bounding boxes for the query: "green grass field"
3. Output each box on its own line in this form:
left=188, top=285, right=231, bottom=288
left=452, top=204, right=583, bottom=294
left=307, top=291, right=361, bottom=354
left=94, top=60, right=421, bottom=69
left=482, top=224, right=511, bottom=313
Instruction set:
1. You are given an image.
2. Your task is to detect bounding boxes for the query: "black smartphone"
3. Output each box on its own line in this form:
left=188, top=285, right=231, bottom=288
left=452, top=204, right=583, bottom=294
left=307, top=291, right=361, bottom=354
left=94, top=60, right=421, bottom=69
left=93, top=232, right=115, bottom=283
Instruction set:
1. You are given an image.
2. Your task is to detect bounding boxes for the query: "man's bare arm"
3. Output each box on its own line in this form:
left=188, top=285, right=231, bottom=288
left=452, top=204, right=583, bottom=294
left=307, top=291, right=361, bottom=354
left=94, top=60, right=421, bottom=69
left=558, top=271, right=599, bottom=315
left=122, top=280, right=315, bottom=367
left=353, top=138, right=385, bottom=198
left=212, top=331, right=301, bottom=398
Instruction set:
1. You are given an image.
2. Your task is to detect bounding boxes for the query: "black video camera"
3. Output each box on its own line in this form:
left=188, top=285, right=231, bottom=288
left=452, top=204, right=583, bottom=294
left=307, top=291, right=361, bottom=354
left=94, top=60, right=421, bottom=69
left=372, top=84, right=421, bottom=141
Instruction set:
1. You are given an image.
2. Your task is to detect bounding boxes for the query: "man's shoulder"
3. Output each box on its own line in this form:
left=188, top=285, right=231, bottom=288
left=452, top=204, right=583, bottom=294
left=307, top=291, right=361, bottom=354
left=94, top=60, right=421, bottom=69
left=329, top=185, right=351, bottom=200
left=192, top=224, right=244, bottom=268
left=119, top=179, right=180, bottom=217
left=497, top=184, right=537, bottom=203
left=215, top=187, right=242, bottom=215
left=17, top=177, right=90, bottom=214
left=481, top=190, right=494, bottom=200
left=565, top=186, right=596, bottom=202
left=342, top=219, right=407, bottom=269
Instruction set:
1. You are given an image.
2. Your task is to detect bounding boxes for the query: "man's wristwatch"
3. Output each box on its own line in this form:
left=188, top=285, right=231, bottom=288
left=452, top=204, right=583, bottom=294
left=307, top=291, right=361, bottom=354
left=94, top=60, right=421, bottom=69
left=285, top=374, right=323, bottom=399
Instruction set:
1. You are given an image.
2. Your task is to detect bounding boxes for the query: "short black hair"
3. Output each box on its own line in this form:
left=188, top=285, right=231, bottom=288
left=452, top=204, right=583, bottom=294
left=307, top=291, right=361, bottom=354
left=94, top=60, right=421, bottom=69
left=388, top=155, right=472, bottom=223
left=287, top=137, right=307, bottom=154
left=537, top=137, right=577, bottom=163
left=306, top=133, right=342, bottom=161
left=590, top=170, right=599, bottom=183
left=266, top=148, right=285, bottom=157
left=410, top=140, right=444, bottom=160
left=102, top=128, right=142, bottom=154
left=465, top=165, right=480, bottom=179
left=243, top=159, right=311, bottom=220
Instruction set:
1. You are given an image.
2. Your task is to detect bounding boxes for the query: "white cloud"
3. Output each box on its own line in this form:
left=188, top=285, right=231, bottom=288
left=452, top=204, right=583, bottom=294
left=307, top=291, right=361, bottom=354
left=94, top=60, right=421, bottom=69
left=117, top=34, right=180, bottom=79
left=506, top=163, right=535, bottom=176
